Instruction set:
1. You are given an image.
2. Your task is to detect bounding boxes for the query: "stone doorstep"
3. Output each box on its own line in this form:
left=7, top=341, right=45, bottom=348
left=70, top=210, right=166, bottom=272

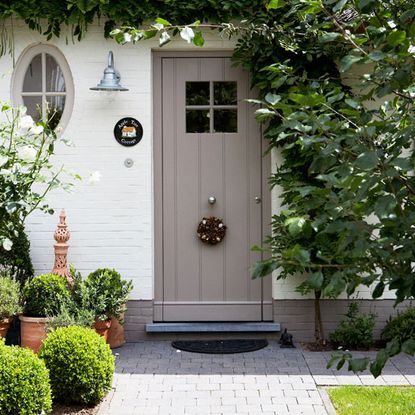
left=145, top=322, right=281, bottom=333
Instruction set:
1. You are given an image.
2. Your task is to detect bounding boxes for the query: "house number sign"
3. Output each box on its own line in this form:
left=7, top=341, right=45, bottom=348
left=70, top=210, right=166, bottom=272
left=114, top=117, right=143, bottom=147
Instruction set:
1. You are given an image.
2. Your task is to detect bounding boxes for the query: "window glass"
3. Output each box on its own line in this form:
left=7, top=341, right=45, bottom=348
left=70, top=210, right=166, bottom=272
left=23, top=54, right=42, bottom=93
left=186, top=110, right=210, bottom=133
left=22, top=96, right=42, bottom=122
left=14, top=46, right=73, bottom=132
left=213, top=109, right=237, bottom=133
left=186, top=82, right=210, bottom=105
left=46, top=96, right=66, bottom=130
left=214, top=82, right=237, bottom=105
left=46, top=54, right=66, bottom=92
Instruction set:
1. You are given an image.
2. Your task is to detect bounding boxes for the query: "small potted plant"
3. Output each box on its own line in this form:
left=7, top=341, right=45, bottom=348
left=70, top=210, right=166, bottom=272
left=0, top=273, right=22, bottom=338
left=20, top=273, right=71, bottom=352
left=85, top=268, right=133, bottom=346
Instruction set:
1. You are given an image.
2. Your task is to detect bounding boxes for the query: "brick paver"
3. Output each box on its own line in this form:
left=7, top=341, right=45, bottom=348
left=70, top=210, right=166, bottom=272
left=98, top=341, right=415, bottom=415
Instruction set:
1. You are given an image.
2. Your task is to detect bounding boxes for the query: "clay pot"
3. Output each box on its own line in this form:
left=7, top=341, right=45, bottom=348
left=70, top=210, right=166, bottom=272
left=107, top=315, right=125, bottom=349
left=94, top=319, right=112, bottom=341
left=0, top=317, right=12, bottom=339
left=20, top=315, right=48, bottom=353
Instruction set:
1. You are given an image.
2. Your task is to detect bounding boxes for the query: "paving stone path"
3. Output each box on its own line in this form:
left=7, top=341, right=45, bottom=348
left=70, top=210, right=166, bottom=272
left=98, top=341, right=415, bottom=415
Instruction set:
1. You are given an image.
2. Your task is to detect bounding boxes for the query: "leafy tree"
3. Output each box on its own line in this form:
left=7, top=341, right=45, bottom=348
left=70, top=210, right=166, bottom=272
left=113, top=0, right=415, bottom=374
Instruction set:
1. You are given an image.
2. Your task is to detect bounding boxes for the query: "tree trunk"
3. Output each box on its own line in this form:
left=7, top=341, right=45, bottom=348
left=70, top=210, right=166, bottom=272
left=314, top=290, right=325, bottom=345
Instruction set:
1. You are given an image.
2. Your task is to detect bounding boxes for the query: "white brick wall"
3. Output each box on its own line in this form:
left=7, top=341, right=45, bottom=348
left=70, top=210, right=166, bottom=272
left=0, top=22, right=235, bottom=300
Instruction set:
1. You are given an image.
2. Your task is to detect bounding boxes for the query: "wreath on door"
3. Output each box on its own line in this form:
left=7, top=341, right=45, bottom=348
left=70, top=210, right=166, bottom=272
left=197, top=217, right=227, bottom=245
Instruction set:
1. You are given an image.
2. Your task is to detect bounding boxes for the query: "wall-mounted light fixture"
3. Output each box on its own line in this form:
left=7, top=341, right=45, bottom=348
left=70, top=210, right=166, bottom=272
left=90, top=51, right=128, bottom=92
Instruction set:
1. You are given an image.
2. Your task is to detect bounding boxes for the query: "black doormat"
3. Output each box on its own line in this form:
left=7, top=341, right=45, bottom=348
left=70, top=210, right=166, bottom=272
left=171, top=339, right=268, bottom=354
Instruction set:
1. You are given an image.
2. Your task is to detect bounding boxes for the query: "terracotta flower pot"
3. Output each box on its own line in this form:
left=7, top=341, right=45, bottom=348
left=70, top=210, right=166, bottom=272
left=107, top=314, right=125, bottom=349
left=0, top=317, right=12, bottom=339
left=94, top=319, right=112, bottom=341
left=19, top=315, right=48, bottom=353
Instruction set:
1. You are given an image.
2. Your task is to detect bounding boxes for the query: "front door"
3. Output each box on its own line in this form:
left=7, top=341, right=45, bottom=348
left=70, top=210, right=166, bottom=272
left=154, top=53, right=272, bottom=322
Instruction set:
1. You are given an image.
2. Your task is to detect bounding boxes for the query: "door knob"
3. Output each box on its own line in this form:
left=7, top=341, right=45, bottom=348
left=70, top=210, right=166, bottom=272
left=254, top=196, right=261, bottom=204
left=208, top=196, right=216, bottom=205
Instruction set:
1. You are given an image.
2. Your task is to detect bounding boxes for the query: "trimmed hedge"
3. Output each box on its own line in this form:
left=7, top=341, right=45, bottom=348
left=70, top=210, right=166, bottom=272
left=23, top=273, right=71, bottom=317
left=382, top=308, right=415, bottom=344
left=39, top=326, right=115, bottom=404
left=0, top=340, right=52, bottom=415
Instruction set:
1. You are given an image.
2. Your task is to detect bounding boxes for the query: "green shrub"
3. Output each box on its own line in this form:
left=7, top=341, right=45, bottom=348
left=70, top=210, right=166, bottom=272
left=0, top=273, right=22, bottom=319
left=382, top=308, right=415, bottom=344
left=39, top=326, right=115, bottom=404
left=46, top=305, right=95, bottom=332
left=0, top=222, right=34, bottom=287
left=330, top=302, right=376, bottom=350
left=85, top=268, right=133, bottom=321
left=23, top=273, right=71, bottom=317
left=0, top=339, right=52, bottom=414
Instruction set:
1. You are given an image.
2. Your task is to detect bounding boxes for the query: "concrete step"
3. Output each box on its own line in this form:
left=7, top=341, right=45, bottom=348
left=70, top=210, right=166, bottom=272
left=146, top=322, right=280, bottom=333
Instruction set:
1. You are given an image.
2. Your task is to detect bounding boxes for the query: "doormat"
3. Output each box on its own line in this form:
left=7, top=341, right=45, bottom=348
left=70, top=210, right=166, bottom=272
left=171, top=339, right=268, bottom=354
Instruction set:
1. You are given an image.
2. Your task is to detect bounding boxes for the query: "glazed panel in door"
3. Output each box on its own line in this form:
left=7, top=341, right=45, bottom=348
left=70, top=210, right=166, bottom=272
left=158, top=56, right=271, bottom=321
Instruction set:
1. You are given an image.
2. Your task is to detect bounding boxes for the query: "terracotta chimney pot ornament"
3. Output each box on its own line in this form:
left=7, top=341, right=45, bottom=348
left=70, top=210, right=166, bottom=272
left=52, top=209, right=73, bottom=286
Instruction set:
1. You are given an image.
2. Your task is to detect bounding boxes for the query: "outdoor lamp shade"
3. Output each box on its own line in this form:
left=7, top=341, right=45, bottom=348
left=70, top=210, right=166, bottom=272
left=90, top=51, right=129, bottom=91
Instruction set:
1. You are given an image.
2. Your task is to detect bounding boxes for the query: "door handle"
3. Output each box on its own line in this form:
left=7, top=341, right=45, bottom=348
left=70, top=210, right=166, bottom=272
left=208, top=196, right=216, bottom=205
left=254, top=196, right=261, bottom=204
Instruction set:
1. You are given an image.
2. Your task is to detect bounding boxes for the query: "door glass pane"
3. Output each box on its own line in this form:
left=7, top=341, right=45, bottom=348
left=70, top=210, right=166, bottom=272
left=23, top=54, right=42, bottom=92
left=214, top=82, right=237, bottom=105
left=46, top=54, right=66, bottom=92
left=213, top=109, right=237, bottom=133
left=22, top=96, right=42, bottom=122
left=186, top=82, right=210, bottom=105
left=186, top=110, right=210, bottom=133
left=46, top=95, right=66, bottom=129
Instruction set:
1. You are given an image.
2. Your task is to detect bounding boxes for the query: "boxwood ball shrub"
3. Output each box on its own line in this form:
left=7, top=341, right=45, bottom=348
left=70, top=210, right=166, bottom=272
left=0, top=340, right=52, bottom=415
left=382, top=308, right=415, bottom=344
left=23, top=273, right=71, bottom=317
left=39, top=326, right=115, bottom=404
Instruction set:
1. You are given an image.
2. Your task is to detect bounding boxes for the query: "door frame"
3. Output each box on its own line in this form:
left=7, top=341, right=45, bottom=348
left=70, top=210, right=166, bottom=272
left=152, top=50, right=272, bottom=322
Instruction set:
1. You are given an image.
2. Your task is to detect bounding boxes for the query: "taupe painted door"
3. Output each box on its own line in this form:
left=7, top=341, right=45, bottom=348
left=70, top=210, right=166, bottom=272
left=154, top=54, right=272, bottom=322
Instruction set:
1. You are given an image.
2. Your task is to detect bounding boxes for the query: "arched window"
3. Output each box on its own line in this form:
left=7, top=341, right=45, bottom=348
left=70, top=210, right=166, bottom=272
left=12, top=44, right=74, bottom=131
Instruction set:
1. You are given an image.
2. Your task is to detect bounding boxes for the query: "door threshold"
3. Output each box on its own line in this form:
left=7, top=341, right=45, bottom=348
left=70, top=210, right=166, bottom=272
left=146, top=322, right=280, bottom=333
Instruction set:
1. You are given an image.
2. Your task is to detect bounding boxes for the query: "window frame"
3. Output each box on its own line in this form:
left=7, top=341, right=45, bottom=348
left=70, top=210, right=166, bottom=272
left=11, top=43, right=74, bottom=132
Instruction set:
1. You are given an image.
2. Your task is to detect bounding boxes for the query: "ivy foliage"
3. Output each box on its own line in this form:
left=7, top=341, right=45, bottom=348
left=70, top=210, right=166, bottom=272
left=0, top=0, right=263, bottom=41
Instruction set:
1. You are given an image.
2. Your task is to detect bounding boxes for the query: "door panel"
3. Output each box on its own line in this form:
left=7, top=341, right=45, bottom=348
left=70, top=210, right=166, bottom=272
left=156, top=55, right=271, bottom=321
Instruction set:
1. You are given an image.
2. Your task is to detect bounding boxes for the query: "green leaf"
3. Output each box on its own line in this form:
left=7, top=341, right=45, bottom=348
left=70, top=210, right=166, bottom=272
left=155, top=17, right=171, bottom=26
left=285, top=216, right=307, bottom=237
left=339, top=55, right=362, bottom=72
left=267, top=0, right=286, bottom=9
left=401, top=339, right=415, bottom=356
left=193, top=31, right=205, bottom=47
left=265, top=93, right=281, bottom=105
left=306, top=271, right=324, bottom=290
left=319, top=32, right=341, bottom=43
left=251, top=260, right=278, bottom=279
left=180, top=26, right=195, bottom=43
left=368, top=51, right=385, bottom=61
left=354, top=151, right=378, bottom=170
left=333, top=0, right=348, bottom=12
left=2, top=238, right=13, bottom=251
left=387, top=30, right=406, bottom=47
left=159, top=31, right=171, bottom=46
left=348, top=357, right=370, bottom=372
left=374, top=195, right=396, bottom=219
left=372, top=281, right=385, bottom=299
left=143, top=30, right=158, bottom=39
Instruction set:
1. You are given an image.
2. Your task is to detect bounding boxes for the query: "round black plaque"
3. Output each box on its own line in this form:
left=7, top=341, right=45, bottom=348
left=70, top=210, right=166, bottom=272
left=114, top=117, right=143, bottom=147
